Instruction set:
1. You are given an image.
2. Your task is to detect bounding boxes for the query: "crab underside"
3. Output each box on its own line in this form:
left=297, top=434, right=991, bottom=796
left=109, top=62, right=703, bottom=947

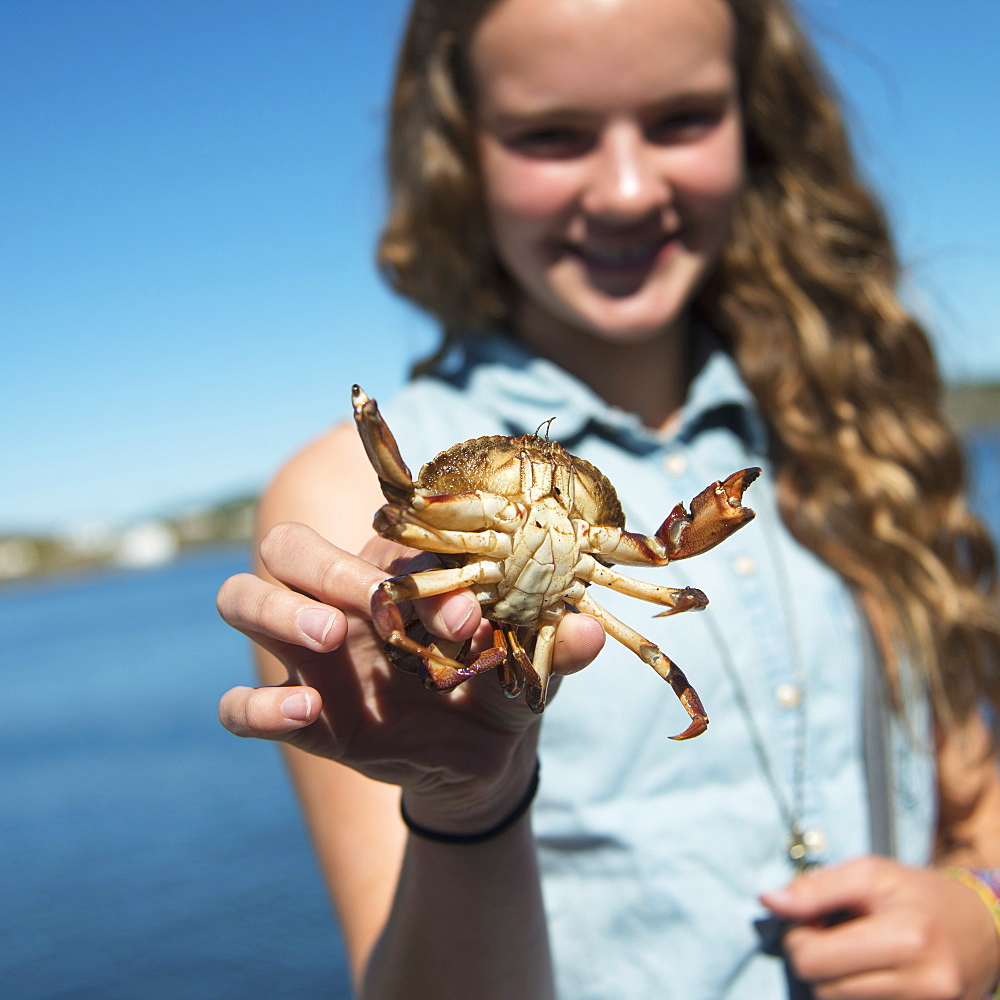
left=352, top=384, right=759, bottom=740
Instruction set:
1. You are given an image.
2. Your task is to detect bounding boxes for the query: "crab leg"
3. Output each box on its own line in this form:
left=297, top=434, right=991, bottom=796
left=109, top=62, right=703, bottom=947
left=402, top=492, right=524, bottom=532
left=584, top=467, right=760, bottom=566
left=352, top=385, right=418, bottom=505
left=375, top=506, right=515, bottom=557
left=524, top=619, right=559, bottom=713
left=568, top=590, right=708, bottom=740
left=371, top=562, right=507, bottom=691
left=420, top=632, right=509, bottom=693
left=501, top=625, right=539, bottom=705
left=575, top=556, right=708, bottom=616
left=494, top=623, right=524, bottom=698
left=375, top=562, right=503, bottom=602
left=497, top=615, right=560, bottom=714
left=382, top=623, right=459, bottom=675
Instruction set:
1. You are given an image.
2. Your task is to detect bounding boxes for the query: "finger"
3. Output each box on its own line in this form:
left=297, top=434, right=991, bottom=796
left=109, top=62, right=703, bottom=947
left=761, top=856, right=891, bottom=922
left=414, top=590, right=485, bottom=642
left=416, top=603, right=605, bottom=664
left=258, top=521, right=386, bottom=615
left=784, top=924, right=917, bottom=1000
left=380, top=546, right=485, bottom=642
left=219, top=684, right=322, bottom=740
left=788, top=882, right=994, bottom=996
left=809, top=969, right=905, bottom=1000
left=362, top=535, right=606, bottom=655
left=551, top=613, right=606, bottom=674
left=416, top=600, right=606, bottom=656
left=783, top=918, right=896, bottom=984
left=367, top=536, right=432, bottom=576
left=217, top=572, right=348, bottom=651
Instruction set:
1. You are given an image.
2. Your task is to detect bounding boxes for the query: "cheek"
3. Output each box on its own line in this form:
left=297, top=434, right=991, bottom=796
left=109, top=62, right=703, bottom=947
left=674, top=126, right=744, bottom=220
left=481, top=146, right=578, bottom=236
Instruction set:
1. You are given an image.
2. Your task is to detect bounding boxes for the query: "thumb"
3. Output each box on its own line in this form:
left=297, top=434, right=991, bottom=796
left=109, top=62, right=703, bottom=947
left=218, top=684, right=322, bottom=740
left=760, top=857, right=890, bottom=923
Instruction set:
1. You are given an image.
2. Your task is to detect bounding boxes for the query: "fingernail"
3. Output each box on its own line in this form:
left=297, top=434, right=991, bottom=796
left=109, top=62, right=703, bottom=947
left=298, top=608, right=334, bottom=645
left=442, top=596, right=476, bottom=635
left=281, top=692, right=312, bottom=721
left=760, top=888, right=793, bottom=908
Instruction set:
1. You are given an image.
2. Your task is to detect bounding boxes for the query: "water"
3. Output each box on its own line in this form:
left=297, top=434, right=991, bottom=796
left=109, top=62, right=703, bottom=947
left=966, top=426, right=1000, bottom=524
left=0, top=546, right=351, bottom=1000
left=2, top=429, right=997, bottom=1000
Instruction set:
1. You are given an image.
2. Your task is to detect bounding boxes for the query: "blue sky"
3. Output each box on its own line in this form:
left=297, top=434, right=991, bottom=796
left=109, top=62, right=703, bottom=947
left=3, top=0, right=998, bottom=533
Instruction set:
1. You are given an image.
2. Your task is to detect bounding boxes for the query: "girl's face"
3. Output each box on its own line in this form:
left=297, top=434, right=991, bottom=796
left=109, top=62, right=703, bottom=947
left=472, top=0, right=743, bottom=349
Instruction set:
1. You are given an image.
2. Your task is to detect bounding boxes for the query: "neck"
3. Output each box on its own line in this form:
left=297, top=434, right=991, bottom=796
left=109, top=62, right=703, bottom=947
left=513, top=305, right=691, bottom=433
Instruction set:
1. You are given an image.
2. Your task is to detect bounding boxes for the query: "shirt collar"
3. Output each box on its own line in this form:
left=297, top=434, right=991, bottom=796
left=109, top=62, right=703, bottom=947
left=430, top=331, right=766, bottom=455
left=672, top=338, right=767, bottom=454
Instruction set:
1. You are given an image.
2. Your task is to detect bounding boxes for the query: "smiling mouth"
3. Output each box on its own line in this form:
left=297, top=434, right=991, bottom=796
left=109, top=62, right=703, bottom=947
left=574, top=234, right=675, bottom=273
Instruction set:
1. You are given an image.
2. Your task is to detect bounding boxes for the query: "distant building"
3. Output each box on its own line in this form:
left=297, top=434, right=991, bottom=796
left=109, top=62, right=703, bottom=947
left=114, top=521, right=179, bottom=569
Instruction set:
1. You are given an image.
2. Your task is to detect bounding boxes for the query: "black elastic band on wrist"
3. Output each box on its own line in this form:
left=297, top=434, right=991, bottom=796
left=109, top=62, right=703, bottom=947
left=401, top=760, right=540, bottom=845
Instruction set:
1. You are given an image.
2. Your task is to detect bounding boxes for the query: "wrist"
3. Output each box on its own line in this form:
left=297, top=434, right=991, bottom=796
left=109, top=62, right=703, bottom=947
left=942, top=868, right=1000, bottom=999
left=400, top=743, right=540, bottom=841
left=402, top=760, right=540, bottom=845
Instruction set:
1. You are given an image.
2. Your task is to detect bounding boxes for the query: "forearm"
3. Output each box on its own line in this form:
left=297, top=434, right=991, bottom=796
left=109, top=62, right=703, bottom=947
left=362, top=814, right=554, bottom=1000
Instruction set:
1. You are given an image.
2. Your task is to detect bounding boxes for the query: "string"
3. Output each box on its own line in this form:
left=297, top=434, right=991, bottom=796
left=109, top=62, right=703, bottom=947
left=699, top=496, right=817, bottom=872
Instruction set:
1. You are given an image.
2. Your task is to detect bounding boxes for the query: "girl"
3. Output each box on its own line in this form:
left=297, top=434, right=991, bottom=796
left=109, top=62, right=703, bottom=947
left=217, top=0, right=1000, bottom=996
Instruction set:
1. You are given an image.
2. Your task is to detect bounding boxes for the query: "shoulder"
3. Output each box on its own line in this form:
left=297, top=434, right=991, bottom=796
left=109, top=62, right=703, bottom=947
left=254, top=359, right=517, bottom=555
left=256, top=374, right=506, bottom=555
left=256, top=420, right=384, bottom=555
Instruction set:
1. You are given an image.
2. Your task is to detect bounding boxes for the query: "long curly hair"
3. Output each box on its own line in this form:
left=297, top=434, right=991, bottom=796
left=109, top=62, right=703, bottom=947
left=377, top=0, right=1000, bottom=733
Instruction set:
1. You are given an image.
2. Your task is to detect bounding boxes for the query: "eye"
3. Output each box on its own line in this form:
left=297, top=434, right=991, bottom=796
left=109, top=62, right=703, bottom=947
left=504, top=125, right=594, bottom=160
left=647, top=105, right=725, bottom=144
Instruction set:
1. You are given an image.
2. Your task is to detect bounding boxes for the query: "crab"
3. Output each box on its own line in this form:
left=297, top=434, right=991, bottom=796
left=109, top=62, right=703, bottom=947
left=353, top=385, right=759, bottom=739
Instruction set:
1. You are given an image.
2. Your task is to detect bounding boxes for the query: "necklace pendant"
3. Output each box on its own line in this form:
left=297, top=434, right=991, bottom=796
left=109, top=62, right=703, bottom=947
left=787, top=827, right=820, bottom=873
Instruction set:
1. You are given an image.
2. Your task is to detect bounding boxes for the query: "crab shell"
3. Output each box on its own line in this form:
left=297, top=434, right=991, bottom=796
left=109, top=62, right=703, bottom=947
left=353, top=384, right=759, bottom=739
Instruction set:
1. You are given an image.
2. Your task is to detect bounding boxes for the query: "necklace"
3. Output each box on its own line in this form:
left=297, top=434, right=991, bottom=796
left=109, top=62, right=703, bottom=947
left=699, top=506, right=821, bottom=873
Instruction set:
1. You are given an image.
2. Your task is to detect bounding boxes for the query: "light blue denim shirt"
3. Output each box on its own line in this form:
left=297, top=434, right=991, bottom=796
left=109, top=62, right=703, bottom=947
left=380, top=333, right=936, bottom=1000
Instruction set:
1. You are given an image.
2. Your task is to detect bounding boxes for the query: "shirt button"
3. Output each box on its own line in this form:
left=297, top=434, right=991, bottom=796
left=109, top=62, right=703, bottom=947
left=775, top=682, right=802, bottom=708
left=664, top=453, right=687, bottom=477
left=802, top=828, right=826, bottom=853
left=732, top=554, right=756, bottom=576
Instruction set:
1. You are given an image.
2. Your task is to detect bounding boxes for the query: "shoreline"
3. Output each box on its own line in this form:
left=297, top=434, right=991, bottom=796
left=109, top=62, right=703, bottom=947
left=3, top=382, right=997, bottom=586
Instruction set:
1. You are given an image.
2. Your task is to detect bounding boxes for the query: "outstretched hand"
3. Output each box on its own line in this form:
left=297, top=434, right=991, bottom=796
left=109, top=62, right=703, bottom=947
left=216, top=521, right=605, bottom=829
left=761, top=856, right=1000, bottom=1000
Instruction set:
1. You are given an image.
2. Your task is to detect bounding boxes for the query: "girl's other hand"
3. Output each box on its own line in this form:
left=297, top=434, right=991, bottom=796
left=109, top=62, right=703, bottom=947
left=761, top=856, right=1000, bottom=1000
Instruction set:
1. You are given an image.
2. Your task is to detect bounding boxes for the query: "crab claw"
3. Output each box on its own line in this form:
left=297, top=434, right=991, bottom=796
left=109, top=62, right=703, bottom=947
left=638, top=644, right=708, bottom=739
left=352, top=385, right=417, bottom=506
left=657, top=466, right=760, bottom=561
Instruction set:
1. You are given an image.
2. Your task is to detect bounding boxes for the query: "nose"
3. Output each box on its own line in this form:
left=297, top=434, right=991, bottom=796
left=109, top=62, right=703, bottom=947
left=581, top=123, right=671, bottom=221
